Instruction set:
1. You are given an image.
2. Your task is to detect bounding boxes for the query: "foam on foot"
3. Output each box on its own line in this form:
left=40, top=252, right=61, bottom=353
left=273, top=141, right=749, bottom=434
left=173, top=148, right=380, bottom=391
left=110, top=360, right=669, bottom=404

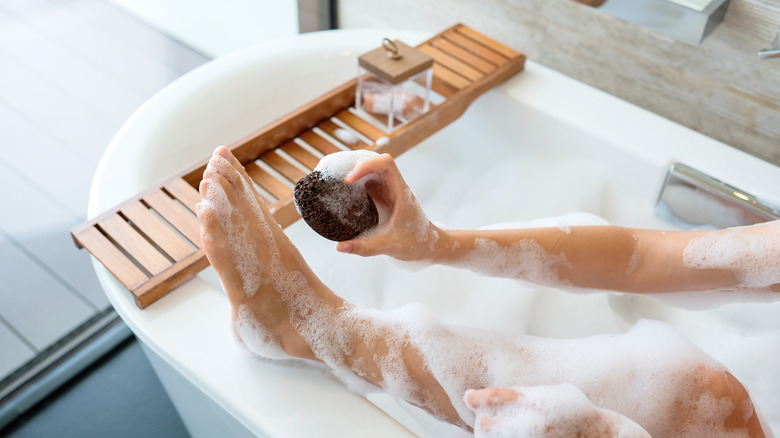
left=200, top=155, right=264, bottom=298
left=234, top=304, right=291, bottom=360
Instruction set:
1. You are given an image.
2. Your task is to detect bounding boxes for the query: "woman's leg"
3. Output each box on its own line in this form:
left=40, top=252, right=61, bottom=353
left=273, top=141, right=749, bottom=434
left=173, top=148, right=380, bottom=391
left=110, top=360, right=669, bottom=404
left=196, top=147, right=766, bottom=437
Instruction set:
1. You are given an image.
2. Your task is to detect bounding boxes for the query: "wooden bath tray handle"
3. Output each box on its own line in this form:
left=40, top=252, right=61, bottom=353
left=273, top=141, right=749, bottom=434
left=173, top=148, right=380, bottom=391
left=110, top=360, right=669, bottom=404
left=72, top=24, right=526, bottom=308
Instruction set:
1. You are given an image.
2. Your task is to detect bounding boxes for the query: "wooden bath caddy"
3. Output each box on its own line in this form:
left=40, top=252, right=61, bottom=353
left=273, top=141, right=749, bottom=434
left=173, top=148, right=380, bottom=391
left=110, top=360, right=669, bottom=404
left=71, top=24, right=526, bottom=308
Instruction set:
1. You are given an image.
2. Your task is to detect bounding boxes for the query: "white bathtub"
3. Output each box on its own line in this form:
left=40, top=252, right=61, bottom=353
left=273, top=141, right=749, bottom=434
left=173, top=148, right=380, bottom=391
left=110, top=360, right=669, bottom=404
left=89, top=29, right=780, bottom=437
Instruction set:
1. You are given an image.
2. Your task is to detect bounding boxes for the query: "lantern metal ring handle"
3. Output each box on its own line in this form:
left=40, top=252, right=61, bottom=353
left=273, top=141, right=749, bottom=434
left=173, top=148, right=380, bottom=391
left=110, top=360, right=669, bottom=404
left=382, top=38, right=402, bottom=60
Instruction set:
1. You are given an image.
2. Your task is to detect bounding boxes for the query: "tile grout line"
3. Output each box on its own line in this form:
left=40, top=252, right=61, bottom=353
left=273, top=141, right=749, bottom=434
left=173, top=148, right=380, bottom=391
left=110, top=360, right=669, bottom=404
left=0, top=155, right=85, bottom=220
left=0, top=2, right=157, bottom=102
left=0, top=95, right=98, bottom=167
left=85, top=0, right=213, bottom=72
left=0, top=311, right=38, bottom=355
left=0, top=226, right=101, bottom=313
left=0, top=33, right=130, bottom=127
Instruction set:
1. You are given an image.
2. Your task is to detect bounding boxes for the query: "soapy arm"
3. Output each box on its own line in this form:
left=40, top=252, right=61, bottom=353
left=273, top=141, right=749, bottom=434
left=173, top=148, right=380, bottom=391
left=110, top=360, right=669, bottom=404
left=338, top=155, right=780, bottom=295
left=431, top=223, right=780, bottom=294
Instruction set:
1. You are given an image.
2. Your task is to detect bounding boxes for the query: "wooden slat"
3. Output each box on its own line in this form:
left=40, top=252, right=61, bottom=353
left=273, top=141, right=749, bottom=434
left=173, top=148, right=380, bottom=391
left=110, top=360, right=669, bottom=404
left=420, top=44, right=484, bottom=82
left=260, top=150, right=307, bottom=184
left=143, top=191, right=201, bottom=246
left=430, top=38, right=495, bottom=74
left=280, top=140, right=321, bottom=170
left=431, top=75, right=459, bottom=99
left=318, top=119, right=370, bottom=150
left=98, top=214, right=172, bottom=275
left=180, top=79, right=358, bottom=187
left=270, top=194, right=302, bottom=229
left=299, top=130, right=343, bottom=155
left=334, top=109, right=386, bottom=141
left=131, top=249, right=210, bottom=309
left=164, top=178, right=201, bottom=213
left=74, top=226, right=148, bottom=289
left=455, top=24, right=520, bottom=59
left=121, top=201, right=194, bottom=262
left=441, top=29, right=506, bottom=66
left=245, top=161, right=290, bottom=200
left=431, top=63, right=472, bottom=91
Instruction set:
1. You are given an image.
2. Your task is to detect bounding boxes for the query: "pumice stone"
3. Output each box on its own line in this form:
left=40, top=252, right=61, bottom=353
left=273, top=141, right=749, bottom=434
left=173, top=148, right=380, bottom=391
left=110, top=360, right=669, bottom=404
left=294, top=165, right=379, bottom=241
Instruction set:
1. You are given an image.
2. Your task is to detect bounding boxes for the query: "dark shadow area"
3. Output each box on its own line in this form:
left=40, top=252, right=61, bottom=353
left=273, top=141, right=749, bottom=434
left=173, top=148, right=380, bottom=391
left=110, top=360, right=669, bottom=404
left=2, top=338, right=189, bottom=438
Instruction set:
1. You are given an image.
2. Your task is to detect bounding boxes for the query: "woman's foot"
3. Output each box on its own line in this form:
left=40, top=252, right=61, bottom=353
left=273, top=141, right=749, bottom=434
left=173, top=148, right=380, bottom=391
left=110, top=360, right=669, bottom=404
left=196, top=146, right=344, bottom=360
left=464, top=385, right=650, bottom=438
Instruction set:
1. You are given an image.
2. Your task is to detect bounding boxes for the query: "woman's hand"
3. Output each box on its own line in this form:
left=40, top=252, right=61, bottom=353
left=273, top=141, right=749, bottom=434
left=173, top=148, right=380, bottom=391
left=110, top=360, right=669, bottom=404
left=464, top=385, right=650, bottom=438
left=335, top=153, right=441, bottom=261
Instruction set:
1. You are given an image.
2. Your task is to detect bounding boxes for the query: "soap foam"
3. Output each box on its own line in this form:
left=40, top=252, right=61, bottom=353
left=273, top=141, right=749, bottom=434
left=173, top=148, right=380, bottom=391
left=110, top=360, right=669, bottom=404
left=458, top=237, right=571, bottom=286
left=467, top=384, right=651, bottom=438
left=683, top=222, right=780, bottom=289
left=477, top=212, right=611, bottom=231
left=398, top=186, right=438, bottom=250
left=234, top=304, right=290, bottom=360
left=333, top=128, right=360, bottom=146
left=204, top=148, right=772, bottom=435
left=299, top=301, right=747, bottom=437
left=202, top=159, right=262, bottom=298
left=314, top=149, right=379, bottom=180
left=212, top=185, right=763, bottom=436
left=393, top=213, right=607, bottom=277
left=242, top=258, right=751, bottom=438
left=291, top=140, right=780, bottom=434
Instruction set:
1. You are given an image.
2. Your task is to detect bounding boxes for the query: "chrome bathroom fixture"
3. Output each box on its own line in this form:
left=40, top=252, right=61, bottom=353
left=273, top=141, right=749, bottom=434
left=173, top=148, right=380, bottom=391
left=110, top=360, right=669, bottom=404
left=758, top=27, right=780, bottom=59
left=656, top=163, right=780, bottom=229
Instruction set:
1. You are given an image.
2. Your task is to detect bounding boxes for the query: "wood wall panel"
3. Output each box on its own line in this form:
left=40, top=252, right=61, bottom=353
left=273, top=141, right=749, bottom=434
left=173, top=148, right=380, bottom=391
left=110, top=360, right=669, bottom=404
left=339, top=0, right=780, bottom=166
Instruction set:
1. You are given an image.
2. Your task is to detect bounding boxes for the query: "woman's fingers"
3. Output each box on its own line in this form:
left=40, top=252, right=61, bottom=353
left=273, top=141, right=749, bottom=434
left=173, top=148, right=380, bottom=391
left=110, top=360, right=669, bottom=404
left=465, top=387, right=520, bottom=409
left=345, top=153, right=396, bottom=184
left=336, top=239, right=372, bottom=257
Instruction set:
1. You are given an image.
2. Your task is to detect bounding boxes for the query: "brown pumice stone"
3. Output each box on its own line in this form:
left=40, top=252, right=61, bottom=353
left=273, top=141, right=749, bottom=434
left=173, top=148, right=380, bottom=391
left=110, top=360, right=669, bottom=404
left=294, top=170, right=379, bottom=241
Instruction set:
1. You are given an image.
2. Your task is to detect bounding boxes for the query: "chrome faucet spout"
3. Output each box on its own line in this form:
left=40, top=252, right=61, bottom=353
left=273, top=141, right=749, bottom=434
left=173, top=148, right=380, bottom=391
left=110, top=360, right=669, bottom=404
left=758, top=27, right=780, bottom=59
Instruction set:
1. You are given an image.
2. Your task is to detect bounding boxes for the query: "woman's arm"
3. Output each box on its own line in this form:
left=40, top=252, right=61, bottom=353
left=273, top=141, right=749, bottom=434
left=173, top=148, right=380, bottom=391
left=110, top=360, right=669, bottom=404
left=431, top=223, right=780, bottom=294
left=337, top=154, right=780, bottom=294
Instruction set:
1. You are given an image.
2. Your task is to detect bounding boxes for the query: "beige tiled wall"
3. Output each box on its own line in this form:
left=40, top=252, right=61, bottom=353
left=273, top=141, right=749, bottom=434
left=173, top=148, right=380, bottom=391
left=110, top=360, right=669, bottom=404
left=338, top=0, right=780, bottom=167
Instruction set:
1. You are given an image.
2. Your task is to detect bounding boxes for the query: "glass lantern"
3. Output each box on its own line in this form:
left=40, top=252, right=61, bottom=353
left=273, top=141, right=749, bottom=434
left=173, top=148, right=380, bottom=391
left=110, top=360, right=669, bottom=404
left=356, top=38, right=434, bottom=132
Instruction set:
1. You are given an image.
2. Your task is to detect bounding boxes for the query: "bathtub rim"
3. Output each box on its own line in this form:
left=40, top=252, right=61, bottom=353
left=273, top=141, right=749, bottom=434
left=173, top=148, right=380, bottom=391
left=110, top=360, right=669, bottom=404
left=87, top=28, right=780, bottom=437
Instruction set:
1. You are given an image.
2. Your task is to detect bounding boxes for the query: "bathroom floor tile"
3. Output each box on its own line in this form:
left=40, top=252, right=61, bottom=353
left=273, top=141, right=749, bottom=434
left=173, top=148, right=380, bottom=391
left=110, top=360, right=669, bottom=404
left=0, top=230, right=95, bottom=351
left=0, top=57, right=116, bottom=167
left=0, top=319, right=36, bottom=380
left=3, top=338, right=189, bottom=438
left=1, top=0, right=188, bottom=97
left=0, top=102, right=97, bottom=218
left=0, top=6, right=148, bottom=125
left=0, top=0, right=209, bottom=385
left=60, top=0, right=207, bottom=74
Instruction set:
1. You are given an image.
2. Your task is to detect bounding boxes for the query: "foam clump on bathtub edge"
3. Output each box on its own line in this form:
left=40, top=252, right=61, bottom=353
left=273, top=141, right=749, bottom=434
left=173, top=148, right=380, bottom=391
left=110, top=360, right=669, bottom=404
left=294, top=150, right=381, bottom=241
